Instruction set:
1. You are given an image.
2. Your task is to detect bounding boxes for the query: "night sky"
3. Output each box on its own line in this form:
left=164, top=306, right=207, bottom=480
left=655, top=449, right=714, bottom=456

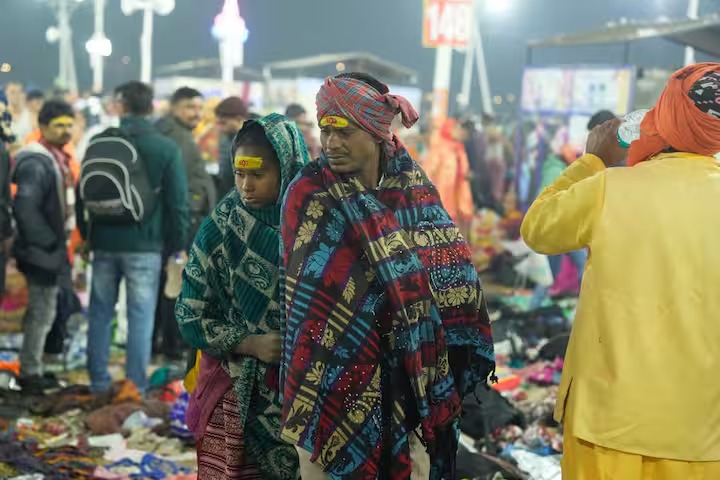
left=1, top=0, right=718, bottom=107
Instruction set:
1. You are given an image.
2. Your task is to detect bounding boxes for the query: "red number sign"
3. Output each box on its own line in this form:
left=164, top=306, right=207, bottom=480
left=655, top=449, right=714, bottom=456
left=423, top=0, right=473, bottom=48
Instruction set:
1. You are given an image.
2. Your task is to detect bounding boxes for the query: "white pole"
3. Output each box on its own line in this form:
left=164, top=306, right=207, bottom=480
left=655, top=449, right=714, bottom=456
left=459, top=43, right=474, bottom=111
left=58, top=0, right=70, bottom=89
left=684, top=0, right=700, bottom=66
left=431, top=46, right=453, bottom=127
left=220, top=41, right=234, bottom=84
left=459, top=0, right=477, bottom=111
left=67, top=37, right=78, bottom=94
left=474, top=8, right=494, bottom=115
left=140, top=6, right=154, bottom=83
left=92, top=0, right=107, bottom=93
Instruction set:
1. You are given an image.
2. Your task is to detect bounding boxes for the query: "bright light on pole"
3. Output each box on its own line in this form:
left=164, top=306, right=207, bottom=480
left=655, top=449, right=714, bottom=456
left=485, top=0, right=512, bottom=16
left=86, top=0, right=110, bottom=93
left=86, top=35, right=112, bottom=57
left=212, top=0, right=249, bottom=84
left=46, top=0, right=86, bottom=93
left=122, top=0, right=176, bottom=84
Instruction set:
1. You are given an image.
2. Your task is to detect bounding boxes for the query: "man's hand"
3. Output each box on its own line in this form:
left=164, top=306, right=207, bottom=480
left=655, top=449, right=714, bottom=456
left=586, top=118, right=627, bottom=168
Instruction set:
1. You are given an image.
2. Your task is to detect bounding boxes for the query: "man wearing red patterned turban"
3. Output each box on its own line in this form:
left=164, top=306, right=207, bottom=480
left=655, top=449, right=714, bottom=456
left=521, top=63, right=720, bottom=479
left=278, top=72, right=496, bottom=479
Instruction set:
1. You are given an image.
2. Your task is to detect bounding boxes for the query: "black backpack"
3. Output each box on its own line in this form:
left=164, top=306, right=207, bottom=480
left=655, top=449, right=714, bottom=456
left=79, top=127, right=158, bottom=224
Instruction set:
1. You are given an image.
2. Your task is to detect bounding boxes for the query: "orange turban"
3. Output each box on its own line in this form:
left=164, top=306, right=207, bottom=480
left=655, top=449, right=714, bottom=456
left=628, top=63, right=720, bottom=166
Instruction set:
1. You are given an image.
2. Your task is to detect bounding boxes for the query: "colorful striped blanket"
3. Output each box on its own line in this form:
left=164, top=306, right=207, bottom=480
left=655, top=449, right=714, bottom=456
left=279, top=144, right=495, bottom=479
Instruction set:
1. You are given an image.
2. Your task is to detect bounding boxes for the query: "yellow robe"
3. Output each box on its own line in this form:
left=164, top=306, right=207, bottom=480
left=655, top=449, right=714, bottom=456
left=522, top=153, right=720, bottom=476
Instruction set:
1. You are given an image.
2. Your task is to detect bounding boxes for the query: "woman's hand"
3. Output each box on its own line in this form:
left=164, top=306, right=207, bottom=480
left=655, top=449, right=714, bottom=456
left=235, top=333, right=282, bottom=364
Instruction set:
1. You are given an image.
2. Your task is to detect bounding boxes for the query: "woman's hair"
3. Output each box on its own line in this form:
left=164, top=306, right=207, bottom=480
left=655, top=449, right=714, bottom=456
left=231, top=120, right=273, bottom=157
left=335, top=72, right=389, bottom=95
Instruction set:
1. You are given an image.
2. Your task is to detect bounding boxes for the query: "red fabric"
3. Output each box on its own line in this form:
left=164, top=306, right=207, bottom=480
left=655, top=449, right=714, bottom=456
left=628, top=63, right=720, bottom=166
left=195, top=389, right=262, bottom=480
left=315, top=76, right=419, bottom=156
left=185, top=353, right=233, bottom=441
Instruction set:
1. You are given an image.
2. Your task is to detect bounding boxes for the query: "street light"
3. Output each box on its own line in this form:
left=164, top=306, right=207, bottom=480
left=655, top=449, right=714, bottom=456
left=86, top=0, right=111, bottom=93
left=458, top=0, right=497, bottom=115
left=121, top=0, right=176, bottom=84
left=485, top=0, right=512, bottom=15
left=45, top=0, right=86, bottom=93
left=212, top=0, right=249, bottom=84
left=685, top=0, right=700, bottom=65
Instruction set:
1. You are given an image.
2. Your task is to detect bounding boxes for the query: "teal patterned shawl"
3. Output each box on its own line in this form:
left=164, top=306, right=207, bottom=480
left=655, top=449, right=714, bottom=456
left=176, top=114, right=310, bottom=480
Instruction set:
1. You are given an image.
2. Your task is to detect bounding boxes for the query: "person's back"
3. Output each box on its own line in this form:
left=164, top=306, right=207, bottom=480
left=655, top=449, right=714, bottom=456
left=79, top=81, right=189, bottom=395
left=83, top=116, right=188, bottom=253
left=521, top=64, right=720, bottom=478
left=562, top=154, right=720, bottom=458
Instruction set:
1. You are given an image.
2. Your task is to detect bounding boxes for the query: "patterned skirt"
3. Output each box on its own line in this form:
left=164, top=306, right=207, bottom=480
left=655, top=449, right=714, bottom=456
left=196, top=389, right=262, bottom=480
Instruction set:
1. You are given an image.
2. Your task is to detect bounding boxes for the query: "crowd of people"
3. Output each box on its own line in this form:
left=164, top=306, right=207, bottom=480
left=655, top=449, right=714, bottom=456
left=0, top=62, right=718, bottom=480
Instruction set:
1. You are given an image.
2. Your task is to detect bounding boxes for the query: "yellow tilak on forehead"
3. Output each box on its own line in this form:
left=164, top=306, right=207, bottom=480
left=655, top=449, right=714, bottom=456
left=320, top=116, right=349, bottom=128
left=49, top=116, right=74, bottom=127
left=234, top=155, right=264, bottom=170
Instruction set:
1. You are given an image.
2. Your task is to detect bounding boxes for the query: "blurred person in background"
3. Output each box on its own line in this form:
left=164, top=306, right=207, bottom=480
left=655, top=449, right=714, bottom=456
left=0, top=94, right=15, bottom=295
left=522, top=63, right=720, bottom=479
left=25, top=89, right=45, bottom=133
left=155, top=87, right=217, bottom=360
left=12, top=100, right=76, bottom=395
left=459, top=117, right=494, bottom=211
left=5, top=82, right=32, bottom=145
left=421, top=117, right=474, bottom=233
left=482, top=114, right=510, bottom=205
left=78, top=81, right=189, bottom=395
left=215, top=96, right=249, bottom=195
left=285, top=103, right=321, bottom=159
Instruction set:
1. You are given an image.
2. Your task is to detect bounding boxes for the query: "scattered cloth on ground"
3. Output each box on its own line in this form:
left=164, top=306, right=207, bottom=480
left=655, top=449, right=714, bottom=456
left=85, top=401, right=169, bottom=436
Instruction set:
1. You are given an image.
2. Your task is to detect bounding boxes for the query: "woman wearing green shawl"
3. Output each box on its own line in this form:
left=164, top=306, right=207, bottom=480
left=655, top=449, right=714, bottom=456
left=175, top=113, right=310, bottom=480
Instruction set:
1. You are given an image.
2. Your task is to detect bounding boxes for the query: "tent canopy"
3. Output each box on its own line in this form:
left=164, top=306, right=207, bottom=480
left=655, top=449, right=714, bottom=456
left=264, top=52, right=419, bottom=85
left=529, top=14, right=720, bottom=58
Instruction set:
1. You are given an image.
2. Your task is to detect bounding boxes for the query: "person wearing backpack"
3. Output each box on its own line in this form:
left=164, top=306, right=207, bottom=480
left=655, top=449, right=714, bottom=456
left=12, top=100, right=75, bottom=395
left=154, top=87, right=216, bottom=360
left=77, top=81, right=190, bottom=395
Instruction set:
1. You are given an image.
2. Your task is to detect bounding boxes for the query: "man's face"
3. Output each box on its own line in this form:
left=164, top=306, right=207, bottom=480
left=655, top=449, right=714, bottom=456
left=217, top=115, right=245, bottom=136
left=5, top=83, right=24, bottom=110
left=40, top=115, right=74, bottom=148
left=320, top=116, right=379, bottom=176
left=173, top=96, right=203, bottom=129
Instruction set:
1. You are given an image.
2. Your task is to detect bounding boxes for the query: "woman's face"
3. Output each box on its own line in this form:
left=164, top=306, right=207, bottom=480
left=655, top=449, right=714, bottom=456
left=234, top=143, right=281, bottom=209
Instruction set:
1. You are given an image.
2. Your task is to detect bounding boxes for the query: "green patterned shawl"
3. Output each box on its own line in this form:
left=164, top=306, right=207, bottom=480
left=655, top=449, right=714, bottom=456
left=176, top=114, right=310, bottom=480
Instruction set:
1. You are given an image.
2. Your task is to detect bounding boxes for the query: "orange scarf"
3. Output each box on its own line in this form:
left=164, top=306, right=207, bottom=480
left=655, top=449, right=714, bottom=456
left=628, top=63, right=720, bottom=166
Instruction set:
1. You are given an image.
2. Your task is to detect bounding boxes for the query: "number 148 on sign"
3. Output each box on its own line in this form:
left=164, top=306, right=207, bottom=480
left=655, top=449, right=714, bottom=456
left=423, top=0, right=473, bottom=48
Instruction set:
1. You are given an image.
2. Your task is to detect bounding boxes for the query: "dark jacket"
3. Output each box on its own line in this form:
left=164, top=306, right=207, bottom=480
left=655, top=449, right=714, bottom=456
left=156, top=115, right=216, bottom=245
left=12, top=143, right=68, bottom=284
left=76, top=116, right=190, bottom=254
left=217, top=132, right=235, bottom=198
left=0, top=146, right=12, bottom=241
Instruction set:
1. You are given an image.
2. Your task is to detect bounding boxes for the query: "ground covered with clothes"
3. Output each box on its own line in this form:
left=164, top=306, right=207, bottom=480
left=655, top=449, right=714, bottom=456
left=0, top=232, right=573, bottom=479
left=0, top=359, right=197, bottom=479
left=451, top=285, right=574, bottom=480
